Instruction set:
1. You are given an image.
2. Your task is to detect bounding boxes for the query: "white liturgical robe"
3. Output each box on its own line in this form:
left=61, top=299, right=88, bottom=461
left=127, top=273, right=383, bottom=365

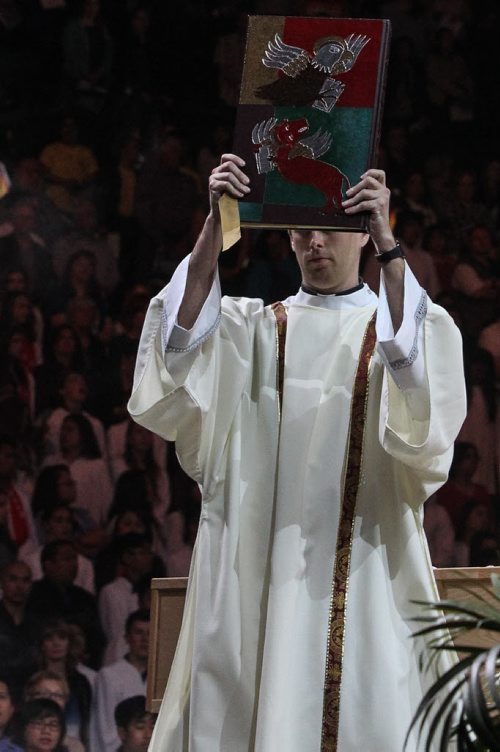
left=128, top=257, right=466, bottom=752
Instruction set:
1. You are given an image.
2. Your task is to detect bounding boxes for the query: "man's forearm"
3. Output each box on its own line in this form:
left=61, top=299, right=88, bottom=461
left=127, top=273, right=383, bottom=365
left=177, top=213, right=222, bottom=330
left=380, top=257, right=405, bottom=334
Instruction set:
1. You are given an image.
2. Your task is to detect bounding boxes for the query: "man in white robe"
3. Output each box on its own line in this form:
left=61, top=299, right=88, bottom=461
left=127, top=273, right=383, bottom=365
left=128, top=154, right=466, bottom=751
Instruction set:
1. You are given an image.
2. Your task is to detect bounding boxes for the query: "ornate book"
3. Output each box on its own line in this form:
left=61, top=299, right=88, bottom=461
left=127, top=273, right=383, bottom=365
left=233, top=15, right=391, bottom=232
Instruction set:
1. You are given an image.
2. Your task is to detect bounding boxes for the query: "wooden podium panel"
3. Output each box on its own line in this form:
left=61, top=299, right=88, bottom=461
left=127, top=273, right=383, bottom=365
left=147, top=577, right=188, bottom=712
left=146, top=569, right=500, bottom=711
left=434, top=566, right=500, bottom=650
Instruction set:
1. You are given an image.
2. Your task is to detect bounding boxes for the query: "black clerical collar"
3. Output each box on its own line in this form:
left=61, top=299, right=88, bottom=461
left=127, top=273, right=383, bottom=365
left=300, top=279, right=364, bottom=297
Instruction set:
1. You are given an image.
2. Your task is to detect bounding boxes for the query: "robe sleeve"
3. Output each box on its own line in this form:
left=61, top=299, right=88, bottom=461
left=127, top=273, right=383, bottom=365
left=375, top=264, right=467, bottom=505
left=128, top=258, right=264, bottom=492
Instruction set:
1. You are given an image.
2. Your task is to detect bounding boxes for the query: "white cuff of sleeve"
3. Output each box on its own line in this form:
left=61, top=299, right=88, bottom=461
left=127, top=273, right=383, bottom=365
left=160, top=255, right=222, bottom=353
left=376, top=264, right=427, bottom=390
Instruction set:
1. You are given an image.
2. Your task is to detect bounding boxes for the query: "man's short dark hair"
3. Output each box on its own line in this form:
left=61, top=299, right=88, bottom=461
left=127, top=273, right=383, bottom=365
left=114, top=694, right=148, bottom=729
left=125, top=608, right=150, bottom=634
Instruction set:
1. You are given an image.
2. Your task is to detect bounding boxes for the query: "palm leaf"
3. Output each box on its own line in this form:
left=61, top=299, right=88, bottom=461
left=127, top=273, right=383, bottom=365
left=404, top=655, right=476, bottom=749
left=463, top=651, right=500, bottom=747
left=408, top=580, right=500, bottom=750
left=439, top=703, right=458, bottom=751
left=412, top=598, right=500, bottom=624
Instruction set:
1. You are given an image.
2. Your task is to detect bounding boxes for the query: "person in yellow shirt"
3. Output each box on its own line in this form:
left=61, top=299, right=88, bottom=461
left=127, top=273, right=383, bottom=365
left=39, top=116, right=98, bottom=212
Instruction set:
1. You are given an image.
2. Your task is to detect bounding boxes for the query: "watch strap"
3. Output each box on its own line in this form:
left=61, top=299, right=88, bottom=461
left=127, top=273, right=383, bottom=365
left=374, top=242, right=405, bottom=263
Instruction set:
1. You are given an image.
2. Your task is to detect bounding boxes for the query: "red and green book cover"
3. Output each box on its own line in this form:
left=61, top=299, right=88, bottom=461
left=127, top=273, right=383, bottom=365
left=233, top=15, right=391, bottom=231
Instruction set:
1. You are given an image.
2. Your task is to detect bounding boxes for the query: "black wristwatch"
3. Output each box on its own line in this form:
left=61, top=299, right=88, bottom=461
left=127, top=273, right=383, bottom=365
left=374, top=242, right=405, bottom=263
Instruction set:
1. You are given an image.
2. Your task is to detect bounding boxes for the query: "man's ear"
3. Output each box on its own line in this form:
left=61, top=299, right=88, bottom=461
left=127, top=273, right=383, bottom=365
left=288, top=229, right=296, bottom=253
left=360, top=233, right=370, bottom=249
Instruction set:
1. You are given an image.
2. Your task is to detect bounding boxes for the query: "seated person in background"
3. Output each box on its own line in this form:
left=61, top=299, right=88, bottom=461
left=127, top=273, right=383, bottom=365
left=0, top=561, right=36, bottom=704
left=34, top=325, right=84, bottom=416
left=39, top=116, right=99, bottom=213
left=90, top=609, right=149, bottom=752
left=52, top=198, right=119, bottom=297
left=0, top=198, right=57, bottom=310
left=114, top=695, right=156, bottom=752
left=453, top=500, right=493, bottom=567
left=0, top=490, right=17, bottom=569
left=66, top=623, right=96, bottom=693
left=26, top=540, right=105, bottom=669
left=423, top=494, right=456, bottom=568
left=0, top=290, right=43, bottom=369
left=42, top=414, right=113, bottom=527
left=29, top=464, right=106, bottom=560
left=421, top=224, right=458, bottom=294
left=41, top=371, right=107, bottom=461
left=23, top=670, right=84, bottom=752
left=98, top=532, right=158, bottom=665
left=0, top=330, right=36, bottom=448
left=32, top=619, right=92, bottom=747
left=110, top=421, right=170, bottom=561
left=436, top=441, right=491, bottom=530
left=50, top=250, right=107, bottom=326
left=1, top=269, right=45, bottom=356
left=19, top=501, right=95, bottom=594
left=94, top=504, right=160, bottom=592
left=9, top=698, right=66, bottom=752
left=458, top=347, right=498, bottom=494
left=469, top=530, right=500, bottom=567
left=106, top=469, right=170, bottom=571
left=0, top=676, right=21, bottom=752
left=451, top=223, right=500, bottom=338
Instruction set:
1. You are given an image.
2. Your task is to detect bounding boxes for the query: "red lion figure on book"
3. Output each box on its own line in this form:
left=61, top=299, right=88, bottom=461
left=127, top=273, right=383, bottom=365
left=252, top=116, right=350, bottom=214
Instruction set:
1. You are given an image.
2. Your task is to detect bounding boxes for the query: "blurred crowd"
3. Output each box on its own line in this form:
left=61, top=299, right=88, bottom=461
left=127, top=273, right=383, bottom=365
left=0, top=0, right=499, bottom=749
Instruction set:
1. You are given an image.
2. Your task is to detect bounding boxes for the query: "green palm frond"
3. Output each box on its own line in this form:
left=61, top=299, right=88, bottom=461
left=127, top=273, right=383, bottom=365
left=406, top=591, right=500, bottom=751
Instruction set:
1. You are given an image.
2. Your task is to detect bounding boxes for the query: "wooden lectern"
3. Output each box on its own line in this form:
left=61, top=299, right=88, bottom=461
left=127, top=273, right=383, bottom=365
left=147, top=568, right=500, bottom=711
left=434, top=566, right=500, bottom=650
left=147, top=577, right=188, bottom=712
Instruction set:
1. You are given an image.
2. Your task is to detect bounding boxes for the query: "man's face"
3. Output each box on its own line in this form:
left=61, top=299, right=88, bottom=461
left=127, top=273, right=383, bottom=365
left=124, top=545, right=153, bottom=579
left=45, top=507, right=74, bottom=542
left=61, top=373, right=88, bottom=406
left=44, top=544, right=78, bottom=585
left=0, top=561, right=32, bottom=605
left=0, top=681, right=14, bottom=733
left=126, top=620, right=150, bottom=661
left=470, top=227, right=492, bottom=256
left=119, top=714, right=155, bottom=752
left=289, top=230, right=365, bottom=293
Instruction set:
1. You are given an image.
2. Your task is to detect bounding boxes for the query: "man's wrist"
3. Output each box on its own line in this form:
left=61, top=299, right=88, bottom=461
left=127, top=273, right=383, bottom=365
left=374, top=241, right=405, bottom=264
